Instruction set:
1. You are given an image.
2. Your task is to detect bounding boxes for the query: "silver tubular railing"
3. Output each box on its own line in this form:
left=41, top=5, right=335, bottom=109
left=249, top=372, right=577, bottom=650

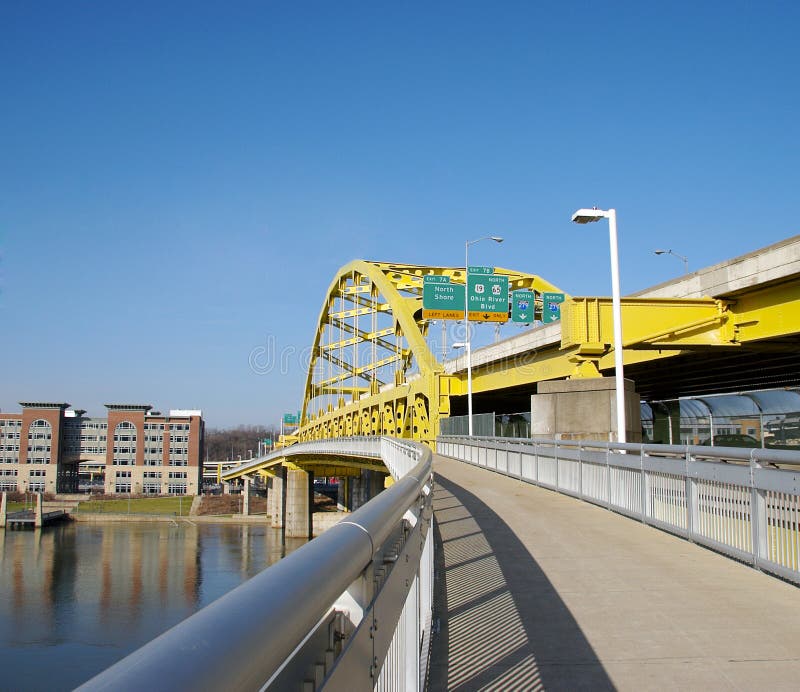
left=438, top=435, right=800, bottom=585
left=79, top=437, right=434, bottom=691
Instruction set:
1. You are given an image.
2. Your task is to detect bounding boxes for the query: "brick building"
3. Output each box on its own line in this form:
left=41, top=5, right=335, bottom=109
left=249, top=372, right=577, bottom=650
left=0, top=402, right=204, bottom=495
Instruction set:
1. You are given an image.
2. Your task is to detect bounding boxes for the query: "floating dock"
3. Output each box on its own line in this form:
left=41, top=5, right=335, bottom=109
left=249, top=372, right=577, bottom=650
left=3, top=509, right=69, bottom=529
left=0, top=491, right=70, bottom=529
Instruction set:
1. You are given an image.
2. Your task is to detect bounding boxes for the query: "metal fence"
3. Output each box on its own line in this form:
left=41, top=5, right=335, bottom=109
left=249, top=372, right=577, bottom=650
left=79, top=437, right=434, bottom=692
left=440, top=412, right=531, bottom=438
left=438, top=435, right=800, bottom=585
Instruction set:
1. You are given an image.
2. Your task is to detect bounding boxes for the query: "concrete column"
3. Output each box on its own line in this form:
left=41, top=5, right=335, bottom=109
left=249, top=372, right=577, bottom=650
left=267, top=476, right=274, bottom=520
left=223, top=481, right=231, bottom=495
left=285, top=469, right=311, bottom=538
left=0, top=491, right=6, bottom=528
left=337, top=478, right=348, bottom=512
left=271, top=472, right=284, bottom=528
left=531, top=377, right=642, bottom=443
left=651, top=400, right=681, bottom=445
left=242, top=477, right=250, bottom=516
left=369, top=471, right=386, bottom=499
left=349, top=474, right=366, bottom=512
left=34, top=492, right=43, bottom=528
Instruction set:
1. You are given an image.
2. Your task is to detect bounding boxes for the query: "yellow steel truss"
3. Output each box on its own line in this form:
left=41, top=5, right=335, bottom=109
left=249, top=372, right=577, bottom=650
left=469, top=280, right=800, bottom=394
left=296, top=261, right=563, bottom=445
left=281, top=261, right=800, bottom=448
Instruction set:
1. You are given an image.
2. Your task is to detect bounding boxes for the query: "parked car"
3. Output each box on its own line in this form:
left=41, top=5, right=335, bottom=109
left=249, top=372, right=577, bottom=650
left=700, top=434, right=760, bottom=448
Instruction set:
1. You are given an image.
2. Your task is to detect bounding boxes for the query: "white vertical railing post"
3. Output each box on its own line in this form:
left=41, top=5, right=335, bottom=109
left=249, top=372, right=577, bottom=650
left=750, top=453, right=768, bottom=569
left=554, top=439, right=560, bottom=491
left=640, top=446, right=649, bottom=522
left=685, top=448, right=696, bottom=542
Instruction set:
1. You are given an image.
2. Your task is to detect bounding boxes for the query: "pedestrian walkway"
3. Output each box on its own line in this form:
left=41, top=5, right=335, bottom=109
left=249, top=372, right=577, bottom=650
left=427, top=455, right=800, bottom=691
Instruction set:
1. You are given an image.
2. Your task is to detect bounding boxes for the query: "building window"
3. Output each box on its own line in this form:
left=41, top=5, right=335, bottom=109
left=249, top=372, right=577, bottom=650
left=28, top=482, right=46, bottom=492
left=167, top=483, right=187, bottom=495
left=113, top=421, right=137, bottom=466
left=114, top=482, right=132, bottom=494
left=116, top=471, right=132, bottom=478
left=27, top=419, right=52, bottom=465
left=143, top=483, right=161, bottom=495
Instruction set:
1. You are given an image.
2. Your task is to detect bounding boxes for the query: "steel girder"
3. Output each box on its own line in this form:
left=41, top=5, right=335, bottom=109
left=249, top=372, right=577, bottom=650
left=467, top=278, right=800, bottom=395
left=297, top=261, right=559, bottom=445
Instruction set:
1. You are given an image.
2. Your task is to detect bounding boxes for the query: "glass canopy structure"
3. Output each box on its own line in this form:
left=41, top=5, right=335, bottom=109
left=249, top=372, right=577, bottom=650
left=641, top=388, right=800, bottom=448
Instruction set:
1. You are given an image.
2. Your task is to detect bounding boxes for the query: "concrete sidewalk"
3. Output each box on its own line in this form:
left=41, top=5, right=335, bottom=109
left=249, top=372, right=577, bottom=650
left=428, top=455, right=800, bottom=691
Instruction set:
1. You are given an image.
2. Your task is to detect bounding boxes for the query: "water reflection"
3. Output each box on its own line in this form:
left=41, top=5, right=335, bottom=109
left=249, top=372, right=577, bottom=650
left=0, top=522, right=305, bottom=691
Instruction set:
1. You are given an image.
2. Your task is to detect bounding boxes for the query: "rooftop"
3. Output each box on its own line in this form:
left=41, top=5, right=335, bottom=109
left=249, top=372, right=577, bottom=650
left=19, top=402, right=71, bottom=409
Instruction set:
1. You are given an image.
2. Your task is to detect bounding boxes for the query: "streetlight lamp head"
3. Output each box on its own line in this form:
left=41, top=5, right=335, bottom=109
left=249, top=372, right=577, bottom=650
left=490, top=236, right=504, bottom=243
left=571, top=208, right=605, bottom=224
left=452, top=342, right=466, bottom=349
left=654, top=249, right=667, bottom=255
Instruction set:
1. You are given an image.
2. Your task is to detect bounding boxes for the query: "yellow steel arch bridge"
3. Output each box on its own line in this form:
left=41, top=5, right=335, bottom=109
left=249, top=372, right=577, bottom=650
left=223, top=240, right=800, bottom=483
left=296, top=260, right=564, bottom=445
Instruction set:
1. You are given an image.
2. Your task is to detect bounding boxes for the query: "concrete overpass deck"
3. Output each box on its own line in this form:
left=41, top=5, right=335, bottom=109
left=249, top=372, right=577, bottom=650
left=445, top=233, right=800, bottom=376
left=429, top=455, right=800, bottom=691
left=441, top=234, right=800, bottom=406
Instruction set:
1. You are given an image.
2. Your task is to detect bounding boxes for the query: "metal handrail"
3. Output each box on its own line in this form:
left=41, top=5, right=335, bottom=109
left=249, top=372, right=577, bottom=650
left=445, top=434, right=800, bottom=466
left=79, top=437, right=433, bottom=691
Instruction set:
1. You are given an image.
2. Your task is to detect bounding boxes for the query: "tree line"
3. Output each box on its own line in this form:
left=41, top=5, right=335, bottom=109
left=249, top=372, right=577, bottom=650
left=205, top=425, right=281, bottom=461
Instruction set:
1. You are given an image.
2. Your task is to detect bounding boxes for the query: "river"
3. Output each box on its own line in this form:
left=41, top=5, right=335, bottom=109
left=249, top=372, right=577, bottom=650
left=0, top=521, right=306, bottom=691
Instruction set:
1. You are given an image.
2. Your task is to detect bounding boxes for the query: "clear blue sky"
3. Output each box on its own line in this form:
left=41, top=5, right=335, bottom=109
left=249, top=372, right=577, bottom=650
left=1, top=1, right=798, bottom=427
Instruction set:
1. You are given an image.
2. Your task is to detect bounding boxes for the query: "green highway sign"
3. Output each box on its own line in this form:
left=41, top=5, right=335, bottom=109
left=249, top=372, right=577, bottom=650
left=468, top=265, right=493, bottom=275
left=467, top=273, right=509, bottom=322
left=283, top=413, right=299, bottom=425
left=542, top=292, right=566, bottom=323
left=422, top=275, right=465, bottom=320
left=511, top=290, right=535, bottom=323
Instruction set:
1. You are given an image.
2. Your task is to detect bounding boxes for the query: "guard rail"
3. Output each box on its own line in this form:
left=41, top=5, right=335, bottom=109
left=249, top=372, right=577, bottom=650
left=79, top=437, right=434, bottom=691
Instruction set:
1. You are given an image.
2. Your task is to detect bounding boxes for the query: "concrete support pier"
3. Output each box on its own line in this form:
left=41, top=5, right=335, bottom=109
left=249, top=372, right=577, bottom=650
left=531, top=376, right=642, bottom=442
left=270, top=473, right=284, bottom=528
left=337, top=477, right=348, bottom=512
left=285, top=469, right=312, bottom=539
left=242, top=477, right=250, bottom=516
left=344, top=470, right=387, bottom=512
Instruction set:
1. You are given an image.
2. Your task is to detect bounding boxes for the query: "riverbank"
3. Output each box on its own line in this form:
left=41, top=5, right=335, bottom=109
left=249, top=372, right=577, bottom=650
left=70, top=509, right=346, bottom=534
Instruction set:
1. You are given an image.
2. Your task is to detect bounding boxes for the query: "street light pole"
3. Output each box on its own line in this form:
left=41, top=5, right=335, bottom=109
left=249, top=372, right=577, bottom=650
left=464, top=235, right=504, bottom=436
left=654, top=249, right=689, bottom=274
left=571, top=208, right=627, bottom=443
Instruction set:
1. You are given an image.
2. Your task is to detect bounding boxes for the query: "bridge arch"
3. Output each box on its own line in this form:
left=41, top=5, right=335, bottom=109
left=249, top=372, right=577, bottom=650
left=298, top=261, right=558, bottom=444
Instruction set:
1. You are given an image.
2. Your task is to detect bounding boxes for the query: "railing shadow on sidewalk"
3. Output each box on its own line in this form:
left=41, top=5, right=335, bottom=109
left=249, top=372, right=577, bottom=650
left=427, top=475, right=614, bottom=692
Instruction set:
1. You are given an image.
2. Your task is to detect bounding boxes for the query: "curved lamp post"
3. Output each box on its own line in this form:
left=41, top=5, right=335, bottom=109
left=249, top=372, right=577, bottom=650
left=654, top=249, right=689, bottom=274
left=571, top=208, right=626, bottom=443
